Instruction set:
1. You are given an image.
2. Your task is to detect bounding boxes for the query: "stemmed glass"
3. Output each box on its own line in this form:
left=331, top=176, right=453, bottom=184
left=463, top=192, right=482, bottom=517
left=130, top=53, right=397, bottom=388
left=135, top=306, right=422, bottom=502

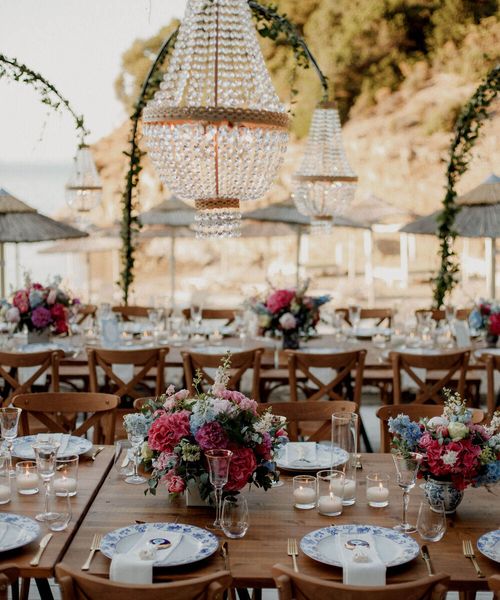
left=416, top=501, right=446, bottom=542
left=191, top=302, right=203, bottom=332
left=0, top=407, right=22, bottom=476
left=392, top=452, right=421, bottom=533
left=125, top=432, right=147, bottom=485
left=32, top=441, right=59, bottom=522
left=205, top=449, right=233, bottom=529
left=348, top=305, right=361, bottom=332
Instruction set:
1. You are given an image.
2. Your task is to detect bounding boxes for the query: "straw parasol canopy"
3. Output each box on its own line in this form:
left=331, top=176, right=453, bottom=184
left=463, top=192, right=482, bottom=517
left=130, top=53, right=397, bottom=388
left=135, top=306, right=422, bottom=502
left=344, top=194, right=418, bottom=226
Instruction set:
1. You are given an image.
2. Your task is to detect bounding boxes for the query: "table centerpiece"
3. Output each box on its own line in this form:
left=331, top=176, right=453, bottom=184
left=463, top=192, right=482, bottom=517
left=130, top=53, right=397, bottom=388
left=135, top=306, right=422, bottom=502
left=469, top=299, right=500, bottom=346
left=1, top=276, right=79, bottom=343
left=388, top=390, right=500, bottom=513
left=124, top=354, right=288, bottom=504
left=246, top=280, right=330, bottom=349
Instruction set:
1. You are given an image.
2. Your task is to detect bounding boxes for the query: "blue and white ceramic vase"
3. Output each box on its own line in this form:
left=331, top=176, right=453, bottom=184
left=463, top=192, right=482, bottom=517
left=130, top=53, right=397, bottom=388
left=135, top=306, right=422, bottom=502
left=424, top=478, right=464, bottom=514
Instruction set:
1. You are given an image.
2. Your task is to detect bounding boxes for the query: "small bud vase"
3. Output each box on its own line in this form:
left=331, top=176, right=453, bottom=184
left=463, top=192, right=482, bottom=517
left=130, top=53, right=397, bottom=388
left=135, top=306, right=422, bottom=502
left=424, top=478, right=464, bottom=514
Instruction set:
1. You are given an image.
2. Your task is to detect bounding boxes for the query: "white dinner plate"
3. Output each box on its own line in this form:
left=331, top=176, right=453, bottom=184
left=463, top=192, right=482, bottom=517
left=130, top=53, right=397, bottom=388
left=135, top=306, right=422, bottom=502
left=477, top=530, right=500, bottom=563
left=350, top=327, right=392, bottom=339
left=189, top=345, right=242, bottom=355
left=100, top=523, right=219, bottom=567
left=474, top=348, right=500, bottom=358
left=301, top=524, right=419, bottom=568
left=11, top=435, right=93, bottom=460
left=297, top=348, right=345, bottom=354
left=0, top=513, right=40, bottom=553
left=276, top=444, right=349, bottom=472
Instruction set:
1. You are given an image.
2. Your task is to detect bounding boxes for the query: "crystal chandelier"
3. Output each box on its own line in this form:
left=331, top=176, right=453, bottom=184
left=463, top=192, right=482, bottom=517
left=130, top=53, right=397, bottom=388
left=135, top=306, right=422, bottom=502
left=293, top=102, right=357, bottom=234
left=143, top=0, right=289, bottom=238
left=65, top=145, right=103, bottom=213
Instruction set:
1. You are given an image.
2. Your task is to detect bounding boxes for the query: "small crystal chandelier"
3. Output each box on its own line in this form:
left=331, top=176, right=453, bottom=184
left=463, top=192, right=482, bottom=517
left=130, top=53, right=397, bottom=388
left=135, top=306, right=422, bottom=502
left=65, top=145, right=103, bottom=213
left=293, top=102, right=357, bottom=234
left=143, top=0, right=289, bottom=238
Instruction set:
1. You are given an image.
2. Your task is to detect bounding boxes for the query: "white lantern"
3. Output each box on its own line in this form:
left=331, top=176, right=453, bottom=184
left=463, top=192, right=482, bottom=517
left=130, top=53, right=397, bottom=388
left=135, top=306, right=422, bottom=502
left=65, top=145, right=102, bottom=213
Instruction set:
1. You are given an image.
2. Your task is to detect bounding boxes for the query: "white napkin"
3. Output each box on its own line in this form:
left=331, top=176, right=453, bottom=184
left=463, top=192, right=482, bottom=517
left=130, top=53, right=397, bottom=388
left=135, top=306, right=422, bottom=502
left=36, top=433, right=70, bottom=456
left=285, top=442, right=316, bottom=465
left=338, top=533, right=386, bottom=586
left=0, top=523, right=25, bottom=549
left=110, top=528, right=183, bottom=584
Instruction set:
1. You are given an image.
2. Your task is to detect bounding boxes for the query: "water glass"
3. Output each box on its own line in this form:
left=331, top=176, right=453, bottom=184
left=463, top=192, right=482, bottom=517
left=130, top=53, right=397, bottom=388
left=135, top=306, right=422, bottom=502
left=0, top=450, right=11, bottom=504
left=54, top=455, right=78, bottom=497
left=0, top=407, right=22, bottom=476
left=348, top=305, right=361, bottom=330
left=114, top=439, right=135, bottom=477
left=33, top=441, right=59, bottom=522
left=417, top=501, right=446, bottom=542
left=221, top=495, right=249, bottom=539
left=49, top=492, right=72, bottom=532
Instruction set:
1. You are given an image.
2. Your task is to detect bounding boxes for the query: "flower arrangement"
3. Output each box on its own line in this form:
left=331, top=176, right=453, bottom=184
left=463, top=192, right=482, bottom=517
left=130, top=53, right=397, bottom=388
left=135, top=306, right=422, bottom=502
left=469, top=299, right=500, bottom=336
left=388, top=390, right=500, bottom=491
left=125, top=355, right=288, bottom=499
left=246, top=280, right=330, bottom=340
left=1, top=276, right=79, bottom=335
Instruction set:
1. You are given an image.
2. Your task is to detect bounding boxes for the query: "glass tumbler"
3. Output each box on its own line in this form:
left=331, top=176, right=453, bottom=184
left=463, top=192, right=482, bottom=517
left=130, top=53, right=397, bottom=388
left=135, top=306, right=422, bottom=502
left=221, top=495, right=249, bottom=539
left=417, top=501, right=446, bottom=542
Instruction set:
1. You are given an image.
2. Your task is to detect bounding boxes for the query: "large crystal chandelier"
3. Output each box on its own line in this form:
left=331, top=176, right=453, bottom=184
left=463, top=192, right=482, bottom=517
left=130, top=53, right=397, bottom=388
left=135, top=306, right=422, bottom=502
left=65, top=145, right=103, bottom=213
left=143, top=0, right=289, bottom=238
left=293, top=102, right=357, bottom=234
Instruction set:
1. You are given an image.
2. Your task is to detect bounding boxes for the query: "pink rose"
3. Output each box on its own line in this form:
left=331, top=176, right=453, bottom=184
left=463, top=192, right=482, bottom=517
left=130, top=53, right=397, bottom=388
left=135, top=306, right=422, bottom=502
left=195, top=422, right=229, bottom=450
left=219, top=389, right=257, bottom=415
left=165, top=384, right=176, bottom=396
left=173, top=389, right=190, bottom=401
left=266, top=289, right=295, bottom=314
left=225, top=447, right=257, bottom=491
left=13, top=291, right=29, bottom=314
left=148, top=410, right=191, bottom=453
left=163, top=472, right=186, bottom=494
left=279, top=312, right=297, bottom=330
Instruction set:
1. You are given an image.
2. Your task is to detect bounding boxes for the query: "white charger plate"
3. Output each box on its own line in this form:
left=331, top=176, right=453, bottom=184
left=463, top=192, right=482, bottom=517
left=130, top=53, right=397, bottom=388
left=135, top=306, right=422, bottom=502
left=11, top=435, right=92, bottom=460
left=100, top=522, right=218, bottom=567
left=477, top=530, right=500, bottom=563
left=0, top=513, right=40, bottom=553
left=301, top=524, right=419, bottom=568
left=276, top=444, right=349, bottom=472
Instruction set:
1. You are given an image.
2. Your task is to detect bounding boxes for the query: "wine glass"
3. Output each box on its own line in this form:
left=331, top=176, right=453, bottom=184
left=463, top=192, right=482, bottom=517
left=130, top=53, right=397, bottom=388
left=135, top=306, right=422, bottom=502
left=205, top=449, right=233, bottom=529
left=416, top=501, right=446, bottom=542
left=392, top=452, right=420, bottom=533
left=125, top=432, right=147, bottom=485
left=32, top=441, right=59, bottom=522
left=348, top=305, right=361, bottom=332
left=221, top=495, right=249, bottom=538
left=0, top=407, right=22, bottom=476
left=191, top=302, right=203, bottom=332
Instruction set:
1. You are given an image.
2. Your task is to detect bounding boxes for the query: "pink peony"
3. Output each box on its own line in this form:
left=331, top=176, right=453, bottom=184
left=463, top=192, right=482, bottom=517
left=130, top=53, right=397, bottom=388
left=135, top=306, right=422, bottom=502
left=225, top=447, right=257, bottom=491
left=148, top=410, right=191, bottom=453
left=31, top=306, right=52, bottom=329
left=13, top=291, right=29, bottom=314
left=195, top=421, right=229, bottom=450
left=153, top=451, right=176, bottom=471
left=266, top=289, right=295, bottom=314
left=220, top=389, right=258, bottom=415
left=5, top=307, right=20, bottom=323
left=279, top=312, right=297, bottom=330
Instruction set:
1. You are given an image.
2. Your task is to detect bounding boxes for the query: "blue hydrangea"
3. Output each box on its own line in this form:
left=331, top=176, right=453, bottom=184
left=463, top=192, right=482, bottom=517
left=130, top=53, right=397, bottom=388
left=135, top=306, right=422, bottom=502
left=189, top=399, right=217, bottom=434
left=388, top=414, right=422, bottom=449
left=123, top=412, right=151, bottom=438
left=468, top=309, right=484, bottom=331
left=474, top=461, right=500, bottom=487
left=29, top=290, right=43, bottom=309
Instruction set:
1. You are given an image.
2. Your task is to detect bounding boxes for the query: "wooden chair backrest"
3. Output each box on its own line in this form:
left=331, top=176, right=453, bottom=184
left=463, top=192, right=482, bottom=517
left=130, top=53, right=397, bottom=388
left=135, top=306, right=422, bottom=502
left=87, top=347, right=168, bottom=400
left=376, top=403, right=484, bottom=453
left=0, top=350, right=62, bottom=406
left=13, top=392, right=119, bottom=444
left=335, top=308, right=394, bottom=327
left=0, top=564, right=19, bottom=600
left=111, top=305, right=152, bottom=321
left=76, top=304, right=97, bottom=325
left=182, top=308, right=236, bottom=324
left=258, top=400, right=357, bottom=442
left=56, top=564, right=232, bottom=600
left=182, top=349, right=262, bottom=401
left=272, top=565, right=449, bottom=600
left=481, top=353, right=500, bottom=417
left=390, top=350, right=470, bottom=405
left=287, top=350, right=366, bottom=406
left=415, top=308, right=471, bottom=322
left=489, top=574, right=500, bottom=599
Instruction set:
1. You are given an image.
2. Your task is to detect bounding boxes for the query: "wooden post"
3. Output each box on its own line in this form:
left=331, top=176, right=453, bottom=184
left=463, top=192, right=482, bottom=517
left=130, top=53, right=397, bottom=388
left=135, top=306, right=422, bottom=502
left=485, top=237, right=496, bottom=299
left=0, top=243, right=5, bottom=298
left=170, top=234, right=176, bottom=308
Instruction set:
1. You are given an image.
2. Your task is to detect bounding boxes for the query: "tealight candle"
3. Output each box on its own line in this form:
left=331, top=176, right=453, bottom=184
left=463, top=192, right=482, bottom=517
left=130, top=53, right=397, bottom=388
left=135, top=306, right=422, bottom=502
left=316, top=469, right=345, bottom=516
left=366, top=472, right=390, bottom=507
left=318, top=493, right=343, bottom=516
left=330, top=477, right=356, bottom=506
left=52, top=476, right=77, bottom=495
left=0, top=483, right=11, bottom=504
left=54, top=455, right=79, bottom=496
left=293, top=475, right=316, bottom=510
left=15, top=462, right=39, bottom=495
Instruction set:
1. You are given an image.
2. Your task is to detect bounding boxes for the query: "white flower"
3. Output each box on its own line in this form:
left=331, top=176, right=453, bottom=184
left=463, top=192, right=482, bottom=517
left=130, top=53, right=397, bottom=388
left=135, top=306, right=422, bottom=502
left=279, top=312, right=297, bottom=330
left=447, top=421, right=468, bottom=441
left=442, top=450, right=459, bottom=466
left=426, top=416, right=449, bottom=430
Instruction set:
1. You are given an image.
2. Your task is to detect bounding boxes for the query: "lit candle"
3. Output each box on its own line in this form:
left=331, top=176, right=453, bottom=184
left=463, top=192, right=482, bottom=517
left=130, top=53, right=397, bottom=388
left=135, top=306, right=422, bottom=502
left=330, top=477, right=356, bottom=498
left=318, top=493, right=343, bottom=515
left=209, top=330, right=223, bottom=343
left=0, top=483, right=10, bottom=504
left=53, top=477, right=77, bottom=495
left=367, top=485, right=389, bottom=504
left=16, top=471, right=39, bottom=493
left=293, top=486, right=316, bottom=506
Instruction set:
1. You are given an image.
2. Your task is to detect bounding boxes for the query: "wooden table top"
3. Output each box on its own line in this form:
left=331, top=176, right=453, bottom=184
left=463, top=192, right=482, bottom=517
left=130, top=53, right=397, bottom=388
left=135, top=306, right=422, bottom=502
left=0, top=447, right=114, bottom=578
left=60, top=453, right=499, bottom=591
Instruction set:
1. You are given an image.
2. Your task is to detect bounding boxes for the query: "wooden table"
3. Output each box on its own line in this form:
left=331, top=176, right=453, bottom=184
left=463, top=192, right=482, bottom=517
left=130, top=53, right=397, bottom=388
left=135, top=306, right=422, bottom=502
left=60, top=453, right=499, bottom=593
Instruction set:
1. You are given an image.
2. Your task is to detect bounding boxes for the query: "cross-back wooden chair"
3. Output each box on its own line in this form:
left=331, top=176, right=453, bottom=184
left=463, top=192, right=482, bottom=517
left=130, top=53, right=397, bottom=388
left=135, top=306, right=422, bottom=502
left=481, top=353, right=500, bottom=417
left=0, top=565, right=19, bottom=600
left=489, top=575, right=500, bottom=599
left=335, top=308, right=394, bottom=327
left=56, top=564, right=232, bottom=600
left=258, top=400, right=357, bottom=442
left=182, top=348, right=263, bottom=401
left=182, top=308, right=236, bottom=324
left=0, top=349, right=62, bottom=406
left=376, top=403, right=485, bottom=453
left=111, top=305, right=153, bottom=321
left=87, top=347, right=168, bottom=401
left=272, top=565, right=449, bottom=600
left=415, top=308, right=472, bottom=322
left=390, top=350, right=470, bottom=405
left=13, top=392, right=119, bottom=444
left=75, top=304, right=97, bottom=325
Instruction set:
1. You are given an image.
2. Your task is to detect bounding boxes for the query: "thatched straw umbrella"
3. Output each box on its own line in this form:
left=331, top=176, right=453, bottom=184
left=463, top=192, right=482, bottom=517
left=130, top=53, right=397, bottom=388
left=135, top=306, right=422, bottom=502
left=400, top=174, right=500, bottom=297
left=0, top=188, right=87, bottom=296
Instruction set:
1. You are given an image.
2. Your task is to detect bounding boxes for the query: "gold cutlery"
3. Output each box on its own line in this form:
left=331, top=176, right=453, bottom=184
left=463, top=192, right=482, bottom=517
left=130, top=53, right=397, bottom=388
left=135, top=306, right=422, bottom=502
left=462, top=539, right=484, bottom=578
left=81, top=533, right=102, bottom=571
left=355, top=454, right=363, bottom=470
left=287, top=538, right=299, bottom=573
left=420, top=544, right=433, bottom=575
left=91, top=447, right=105, bottom=461
left=30, top=533, right=53, bottom=567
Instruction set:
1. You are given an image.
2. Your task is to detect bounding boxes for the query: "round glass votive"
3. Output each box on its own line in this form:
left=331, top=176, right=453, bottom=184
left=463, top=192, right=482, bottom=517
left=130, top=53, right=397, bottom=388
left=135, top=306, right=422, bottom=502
left=293, top=475, right=316, bottom=510
left=15, top=461, right=39, bottom=495
left=366, top=472, right=390, bottom=507
left=53, top=455, right=78, bottom=497
left=317, top=470, right=344, bottom=516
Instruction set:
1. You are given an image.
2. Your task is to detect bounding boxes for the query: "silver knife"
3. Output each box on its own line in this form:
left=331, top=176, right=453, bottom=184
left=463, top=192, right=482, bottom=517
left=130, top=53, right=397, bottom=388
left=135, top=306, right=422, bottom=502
left=91, top=446, right=105, bottom=461
left=420, top=544, right=433, bottom=575
left=30, top=533, right=53, bottom=567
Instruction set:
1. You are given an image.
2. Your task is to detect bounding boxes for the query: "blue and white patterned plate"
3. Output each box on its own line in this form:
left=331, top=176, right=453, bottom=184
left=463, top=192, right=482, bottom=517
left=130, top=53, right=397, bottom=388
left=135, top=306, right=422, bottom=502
left=477, top=530, right=500, bottom=563
left=100, top=522, right=219, bottom=567
left=11, top=435, right=93, bottom=460
left=0, top=513, right=40, bottom=553
left=277, top=444, right=349, bottom=472
left=301, top=524, right=420, bottom=567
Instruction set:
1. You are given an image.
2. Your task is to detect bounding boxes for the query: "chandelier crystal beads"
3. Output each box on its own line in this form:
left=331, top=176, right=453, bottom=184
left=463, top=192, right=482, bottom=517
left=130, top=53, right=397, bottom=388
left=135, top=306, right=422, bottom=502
left=293, top=103, right=357, bottom=233
left=143, top=0, right=289, bottom=238
left=65, top=145, right=102, bottom=213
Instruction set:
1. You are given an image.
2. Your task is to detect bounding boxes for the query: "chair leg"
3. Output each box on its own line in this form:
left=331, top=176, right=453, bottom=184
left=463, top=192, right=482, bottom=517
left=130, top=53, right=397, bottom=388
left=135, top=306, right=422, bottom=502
left=35, top=578, right=54, bottom=600
left=360, top=419, right=373, bottom=453
left=20, top=578, right=30, bottom=600
left=11, top=579, right=19, bottom=600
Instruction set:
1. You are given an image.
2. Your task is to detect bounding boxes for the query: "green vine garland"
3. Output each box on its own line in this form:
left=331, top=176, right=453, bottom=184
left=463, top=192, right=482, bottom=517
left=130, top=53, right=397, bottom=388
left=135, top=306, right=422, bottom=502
left=433, top=64, right=500, bottom=308
left=0, top=54, right=89, bottom=143
left=119, top=1, right=329, bottom=304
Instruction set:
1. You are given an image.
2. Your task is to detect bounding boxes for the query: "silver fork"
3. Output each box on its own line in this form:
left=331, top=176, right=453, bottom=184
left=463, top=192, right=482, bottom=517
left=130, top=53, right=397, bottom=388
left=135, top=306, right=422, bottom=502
left=462, top=539, right=484, bottom=578
left=287, top=538, right=299, bottom=572
left=81, top=533, right=102, bottom=571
